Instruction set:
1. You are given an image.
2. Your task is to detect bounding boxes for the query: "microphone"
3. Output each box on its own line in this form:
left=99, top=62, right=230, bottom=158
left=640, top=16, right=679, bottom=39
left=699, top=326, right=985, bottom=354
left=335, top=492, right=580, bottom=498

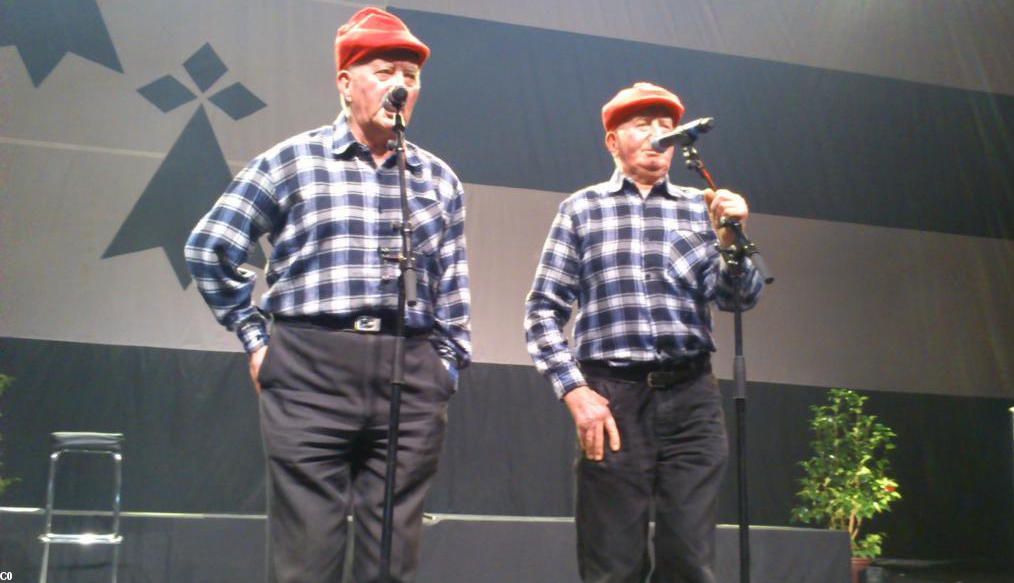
left=650, top=117, right=714, bottom=152
left=382, top=85, right=409, bottom=112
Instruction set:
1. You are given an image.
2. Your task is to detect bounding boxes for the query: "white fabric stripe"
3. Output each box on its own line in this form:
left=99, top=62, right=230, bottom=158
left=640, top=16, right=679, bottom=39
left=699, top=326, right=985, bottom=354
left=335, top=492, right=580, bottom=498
left=463, top=184, right=1014, bottom=399
left=1, top=175, right=1011, bottom=398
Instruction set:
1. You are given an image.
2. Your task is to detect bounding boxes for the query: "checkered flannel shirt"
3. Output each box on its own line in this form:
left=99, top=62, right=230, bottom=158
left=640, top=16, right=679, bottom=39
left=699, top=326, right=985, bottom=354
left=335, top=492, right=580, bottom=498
left=185, top=112, right=471, bottom=368
left=524, top=170, right=764, bottom=398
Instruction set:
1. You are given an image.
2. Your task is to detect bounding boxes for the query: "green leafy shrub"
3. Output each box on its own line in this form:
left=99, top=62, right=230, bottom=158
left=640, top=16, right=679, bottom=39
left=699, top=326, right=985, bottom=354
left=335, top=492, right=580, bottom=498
left=791, top=389, right=901, bottom=559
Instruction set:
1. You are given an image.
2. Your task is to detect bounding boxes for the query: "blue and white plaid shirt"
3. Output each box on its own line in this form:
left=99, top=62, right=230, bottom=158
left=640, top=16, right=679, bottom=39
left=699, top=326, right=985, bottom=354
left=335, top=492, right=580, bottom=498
left=524, top=170, right=764, bottom=398
left=185, top=112, right=471, bottom=368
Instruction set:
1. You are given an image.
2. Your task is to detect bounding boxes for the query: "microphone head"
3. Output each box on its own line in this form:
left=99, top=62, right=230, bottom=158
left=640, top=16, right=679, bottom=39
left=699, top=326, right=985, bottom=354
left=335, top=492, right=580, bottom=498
left=651, top=116, right=716, bottom=151
left=383, top=85, right=409, bottom=112
left=390, top=85, right=408, bottom=104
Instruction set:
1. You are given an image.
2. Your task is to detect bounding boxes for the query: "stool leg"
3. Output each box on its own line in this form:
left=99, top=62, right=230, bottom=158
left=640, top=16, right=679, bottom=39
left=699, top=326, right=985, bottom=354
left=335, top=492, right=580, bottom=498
left=110, top=544, right=120, bottom=583
left=38, top=542, right=50, bottom=583
left=38, top=451, right=60, bottom=583
left=110, top=452, right=122, bottom=583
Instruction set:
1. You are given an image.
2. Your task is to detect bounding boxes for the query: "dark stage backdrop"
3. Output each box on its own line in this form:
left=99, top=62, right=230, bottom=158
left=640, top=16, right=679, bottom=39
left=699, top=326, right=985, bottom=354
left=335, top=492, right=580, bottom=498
left=1, top=338, right=1011, bottom=562
left=2, top=0, right=1013, bottom=565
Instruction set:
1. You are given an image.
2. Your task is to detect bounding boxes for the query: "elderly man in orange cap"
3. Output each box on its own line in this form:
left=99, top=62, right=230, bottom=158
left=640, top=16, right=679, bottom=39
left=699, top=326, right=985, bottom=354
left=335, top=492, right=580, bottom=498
left=525, top=83, right=765, bottom=582
left=185, top=7, right=470, bottom=583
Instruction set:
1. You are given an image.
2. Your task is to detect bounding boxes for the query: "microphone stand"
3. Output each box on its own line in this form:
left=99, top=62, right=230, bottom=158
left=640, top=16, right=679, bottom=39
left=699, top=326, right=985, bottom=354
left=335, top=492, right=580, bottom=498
left=682, top=144, right=774, bottom=583
left=379, top=106, right=417, bottom=583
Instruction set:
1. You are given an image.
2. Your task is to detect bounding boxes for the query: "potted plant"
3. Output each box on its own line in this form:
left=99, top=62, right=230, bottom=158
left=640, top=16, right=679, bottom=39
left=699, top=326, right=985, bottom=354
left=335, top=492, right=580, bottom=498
left=791, top=388, right=901, bottom=583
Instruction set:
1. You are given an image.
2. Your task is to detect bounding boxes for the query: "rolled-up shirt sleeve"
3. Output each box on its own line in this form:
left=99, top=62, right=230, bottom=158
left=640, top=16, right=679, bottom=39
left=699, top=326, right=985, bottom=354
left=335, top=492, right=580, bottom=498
left=715, top=254, right=764, bottom=311
left=184, top=157, right=279, bottom=354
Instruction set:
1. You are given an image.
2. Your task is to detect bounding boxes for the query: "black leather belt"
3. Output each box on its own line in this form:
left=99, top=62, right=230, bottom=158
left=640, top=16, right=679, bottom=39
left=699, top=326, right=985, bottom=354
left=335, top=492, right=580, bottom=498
left=580, top=353, right=711, bottom=388
left=273, top=314, right=429, bottom=337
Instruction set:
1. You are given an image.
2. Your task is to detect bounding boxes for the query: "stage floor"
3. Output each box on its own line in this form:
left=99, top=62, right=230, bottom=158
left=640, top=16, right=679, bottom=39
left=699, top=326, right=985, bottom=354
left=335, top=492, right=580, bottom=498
left=1, top=507, right=851, bottom=582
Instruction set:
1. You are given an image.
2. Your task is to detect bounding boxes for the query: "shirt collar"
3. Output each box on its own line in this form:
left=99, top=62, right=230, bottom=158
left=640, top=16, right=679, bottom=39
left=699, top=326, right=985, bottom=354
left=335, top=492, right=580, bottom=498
left=330, top=111, right=424, bottom=171
left=604, top=169, right=679, bottom=199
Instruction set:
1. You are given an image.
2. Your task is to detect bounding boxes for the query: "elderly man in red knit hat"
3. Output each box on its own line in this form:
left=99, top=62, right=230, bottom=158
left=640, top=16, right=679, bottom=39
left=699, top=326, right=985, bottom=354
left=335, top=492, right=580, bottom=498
left=525, top=83, right=765, bottom=582
left=185, top=7, right=470, bottom=583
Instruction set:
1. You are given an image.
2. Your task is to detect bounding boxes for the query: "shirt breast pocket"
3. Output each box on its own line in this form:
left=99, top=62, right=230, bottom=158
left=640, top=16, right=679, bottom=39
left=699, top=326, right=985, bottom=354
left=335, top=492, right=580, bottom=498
left=407, top=195, right=446, bottom=257
left=666, top=228, right=716, bottom=290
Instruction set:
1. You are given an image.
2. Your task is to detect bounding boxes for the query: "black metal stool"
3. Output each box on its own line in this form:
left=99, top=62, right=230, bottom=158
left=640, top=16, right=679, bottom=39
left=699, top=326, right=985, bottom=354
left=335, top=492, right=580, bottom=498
left=38, top=432, right=124, bottom=583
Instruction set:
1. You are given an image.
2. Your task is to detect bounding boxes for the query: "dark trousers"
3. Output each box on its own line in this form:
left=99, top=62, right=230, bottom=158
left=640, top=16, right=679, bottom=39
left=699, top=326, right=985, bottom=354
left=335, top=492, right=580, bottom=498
left=256, top=321, right=455, bottom=583
left=576, top=366, right=729, bottom=583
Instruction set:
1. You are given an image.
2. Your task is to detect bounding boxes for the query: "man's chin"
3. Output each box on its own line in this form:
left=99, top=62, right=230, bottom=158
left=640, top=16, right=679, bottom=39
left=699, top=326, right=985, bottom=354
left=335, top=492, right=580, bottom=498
left=640, top=162, right=670, bottom=175
left=359, top=116, right=395, bottom=137
left=374, top=112, right=411, bottom=131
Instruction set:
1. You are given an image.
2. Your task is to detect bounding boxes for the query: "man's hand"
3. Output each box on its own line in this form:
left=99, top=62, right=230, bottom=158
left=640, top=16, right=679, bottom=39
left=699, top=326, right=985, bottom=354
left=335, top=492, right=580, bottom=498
left=704, top=189, right=749, bottom=248
left=563, top=386, right=621, bottom=461
left=249, top=346, right=268, bottom=394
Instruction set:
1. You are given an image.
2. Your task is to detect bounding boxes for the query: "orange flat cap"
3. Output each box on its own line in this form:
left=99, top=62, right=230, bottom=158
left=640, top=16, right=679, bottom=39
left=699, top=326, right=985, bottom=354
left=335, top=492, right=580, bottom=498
left=601, top=82, right=685, bottom=132
left=334, top=7, right=430, bottom=71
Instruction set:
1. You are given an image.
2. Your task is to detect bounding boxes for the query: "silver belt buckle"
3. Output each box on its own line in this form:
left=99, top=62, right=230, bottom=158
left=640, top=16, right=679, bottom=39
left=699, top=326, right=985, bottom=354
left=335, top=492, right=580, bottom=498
left=354, top=316, right=382, bottom=333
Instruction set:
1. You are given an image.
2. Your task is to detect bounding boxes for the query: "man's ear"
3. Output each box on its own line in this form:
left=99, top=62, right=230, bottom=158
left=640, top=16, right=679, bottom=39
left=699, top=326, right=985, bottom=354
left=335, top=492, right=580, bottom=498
left=604, top=131, right=617, bottom=156
left=336, top=70, right=351, bottom=101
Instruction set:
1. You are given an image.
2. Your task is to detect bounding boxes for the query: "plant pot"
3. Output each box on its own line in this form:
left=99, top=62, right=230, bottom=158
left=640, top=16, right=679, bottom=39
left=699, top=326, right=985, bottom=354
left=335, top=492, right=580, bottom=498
left=851, top=557, right=873, bottom=583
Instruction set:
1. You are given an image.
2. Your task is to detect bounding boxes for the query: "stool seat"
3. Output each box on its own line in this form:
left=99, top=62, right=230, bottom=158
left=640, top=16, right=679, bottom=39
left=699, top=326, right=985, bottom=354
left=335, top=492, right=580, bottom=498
left=51, top=432, right=124, bottom=452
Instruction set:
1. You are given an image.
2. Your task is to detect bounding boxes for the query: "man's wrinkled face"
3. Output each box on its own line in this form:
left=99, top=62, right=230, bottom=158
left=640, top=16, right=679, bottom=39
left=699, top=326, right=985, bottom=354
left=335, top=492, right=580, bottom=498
left=606, top=106, right=676, bottom=182
left=337, top=49, right=421, bottom=136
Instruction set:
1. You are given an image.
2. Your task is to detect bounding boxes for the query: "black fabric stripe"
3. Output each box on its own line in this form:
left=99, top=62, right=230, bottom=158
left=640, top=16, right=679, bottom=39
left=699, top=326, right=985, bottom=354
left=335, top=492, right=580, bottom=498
left=395, top=9, right=1014, bottom=240
left=0, top=337, right=1010, bottom=561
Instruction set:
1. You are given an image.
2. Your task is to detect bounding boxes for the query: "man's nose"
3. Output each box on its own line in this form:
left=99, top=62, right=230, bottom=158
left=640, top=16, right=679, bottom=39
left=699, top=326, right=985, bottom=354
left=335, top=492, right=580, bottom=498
left=389, top=71, right=410, bottom=87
